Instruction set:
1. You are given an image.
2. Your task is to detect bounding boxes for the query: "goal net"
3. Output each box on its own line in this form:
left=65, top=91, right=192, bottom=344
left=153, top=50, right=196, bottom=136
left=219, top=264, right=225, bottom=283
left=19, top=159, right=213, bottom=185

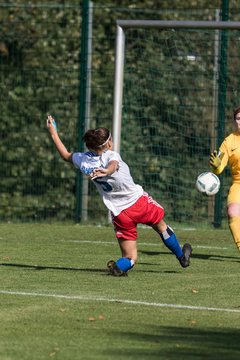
left=113, top=20, right=240, bottom=228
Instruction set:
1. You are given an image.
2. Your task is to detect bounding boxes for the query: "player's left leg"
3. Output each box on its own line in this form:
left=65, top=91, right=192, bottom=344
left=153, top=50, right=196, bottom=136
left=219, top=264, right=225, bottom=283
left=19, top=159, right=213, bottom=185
left=229, top=217, right=240, bottom=251
left=152, top=220, right=192, bottom=268
left=227, top=203, right=240, bottom=252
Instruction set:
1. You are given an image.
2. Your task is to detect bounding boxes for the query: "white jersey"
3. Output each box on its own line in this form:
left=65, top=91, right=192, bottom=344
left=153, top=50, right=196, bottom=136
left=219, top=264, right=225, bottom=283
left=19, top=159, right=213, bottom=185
left=72, top=150, right=143, bottom=216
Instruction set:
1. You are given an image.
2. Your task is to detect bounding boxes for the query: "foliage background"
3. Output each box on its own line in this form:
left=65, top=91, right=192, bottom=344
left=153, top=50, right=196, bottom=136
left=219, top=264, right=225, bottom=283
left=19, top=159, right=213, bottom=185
left=0, top=0, right=239, bottom=224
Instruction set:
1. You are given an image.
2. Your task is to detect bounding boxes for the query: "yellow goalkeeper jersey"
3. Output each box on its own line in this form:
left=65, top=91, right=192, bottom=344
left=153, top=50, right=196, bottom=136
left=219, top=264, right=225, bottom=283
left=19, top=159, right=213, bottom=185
left=214, top=131, right=240, bottom=183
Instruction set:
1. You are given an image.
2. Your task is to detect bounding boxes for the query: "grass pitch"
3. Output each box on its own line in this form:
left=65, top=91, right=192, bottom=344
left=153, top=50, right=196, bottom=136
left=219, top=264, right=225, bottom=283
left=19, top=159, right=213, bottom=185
left=0, top=223, right=239, bottom=360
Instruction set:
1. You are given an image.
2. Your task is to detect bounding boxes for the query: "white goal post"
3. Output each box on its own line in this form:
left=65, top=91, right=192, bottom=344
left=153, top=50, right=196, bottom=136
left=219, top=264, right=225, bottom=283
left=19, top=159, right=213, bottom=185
left=112, top=20, right=240, bottom=153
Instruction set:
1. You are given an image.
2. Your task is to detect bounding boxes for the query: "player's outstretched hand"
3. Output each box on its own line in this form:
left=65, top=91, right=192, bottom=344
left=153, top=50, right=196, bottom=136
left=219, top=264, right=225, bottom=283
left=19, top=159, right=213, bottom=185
left=209, top=150, right=224, bottom=168
left=46, top=113, right=57, bottom=133
left=90, top=168, right=108, bottom=180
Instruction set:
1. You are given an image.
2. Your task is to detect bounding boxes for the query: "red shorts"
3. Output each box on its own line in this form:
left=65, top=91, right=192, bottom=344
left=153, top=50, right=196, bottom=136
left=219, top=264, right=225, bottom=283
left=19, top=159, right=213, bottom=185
left=112, top=193, right=164, bottom=241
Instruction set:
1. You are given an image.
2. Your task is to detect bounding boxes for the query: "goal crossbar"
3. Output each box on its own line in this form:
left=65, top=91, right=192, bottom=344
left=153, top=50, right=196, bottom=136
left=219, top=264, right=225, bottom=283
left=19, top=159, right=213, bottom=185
left=116, top=20, right=240, bottom=30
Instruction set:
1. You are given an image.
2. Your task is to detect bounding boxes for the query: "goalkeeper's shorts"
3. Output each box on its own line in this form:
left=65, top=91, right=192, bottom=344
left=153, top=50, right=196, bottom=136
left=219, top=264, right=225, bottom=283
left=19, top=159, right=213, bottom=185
left=111, top=192, right=164, bottom=240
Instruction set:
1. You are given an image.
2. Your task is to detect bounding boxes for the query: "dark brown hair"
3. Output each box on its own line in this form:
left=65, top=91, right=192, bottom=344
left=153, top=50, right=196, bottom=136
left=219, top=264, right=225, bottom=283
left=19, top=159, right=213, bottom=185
left=234, top=107, right=240, bottom=120
left=82, top=127, right=111, bottom=150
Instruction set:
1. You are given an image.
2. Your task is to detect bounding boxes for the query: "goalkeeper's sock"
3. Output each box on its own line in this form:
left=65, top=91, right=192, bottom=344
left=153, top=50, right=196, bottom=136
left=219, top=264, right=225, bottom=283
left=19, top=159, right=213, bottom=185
left=115, top=257, right=135, bottom=272
left=229, top=216, right=240, bottom=252
left=160, top=226, right=183, bottom=258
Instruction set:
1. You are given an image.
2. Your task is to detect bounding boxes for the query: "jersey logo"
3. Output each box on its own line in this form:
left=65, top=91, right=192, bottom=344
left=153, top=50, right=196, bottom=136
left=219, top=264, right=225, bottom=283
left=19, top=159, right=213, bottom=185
left=93, top=177, right=113, bottom=192
left=80, top=165, right=97, bottom=175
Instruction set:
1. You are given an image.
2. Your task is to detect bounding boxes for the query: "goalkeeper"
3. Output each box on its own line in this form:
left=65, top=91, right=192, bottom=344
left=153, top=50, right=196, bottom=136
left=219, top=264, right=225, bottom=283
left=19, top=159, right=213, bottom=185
left=47, top=114, right=192, bottom=276
left=210, top=106, right=240, bottom=252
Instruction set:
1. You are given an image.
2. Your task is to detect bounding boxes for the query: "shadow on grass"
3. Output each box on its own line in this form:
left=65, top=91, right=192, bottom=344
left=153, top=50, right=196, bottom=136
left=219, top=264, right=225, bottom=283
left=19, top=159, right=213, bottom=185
left=139, top=250, right=240, bottom=263
left=0, top=262, right=107, bottom=273
left=105, top=326, right=240, bottom=359
left=0, top=262, right=179, bottom=275
left=190, top=253, right=240, bottom=263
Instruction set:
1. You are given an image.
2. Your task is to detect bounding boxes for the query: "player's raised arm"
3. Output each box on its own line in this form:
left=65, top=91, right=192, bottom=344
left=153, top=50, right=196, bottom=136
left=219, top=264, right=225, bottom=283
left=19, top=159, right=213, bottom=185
left=46, top=114, right=73, bottom=163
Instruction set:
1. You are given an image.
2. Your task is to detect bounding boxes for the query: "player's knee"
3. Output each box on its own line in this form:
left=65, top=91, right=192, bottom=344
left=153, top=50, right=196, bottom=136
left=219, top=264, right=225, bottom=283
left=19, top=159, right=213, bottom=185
left=152, top=219, right=167, bottom=234
left=227, top=203, right=240, bottom=218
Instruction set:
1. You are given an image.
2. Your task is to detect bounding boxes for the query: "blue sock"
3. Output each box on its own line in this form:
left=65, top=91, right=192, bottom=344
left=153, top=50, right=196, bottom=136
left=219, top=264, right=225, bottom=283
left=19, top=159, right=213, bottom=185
left=115, top=257, right=135, bottom=272
left=160, top=226, right=183, bottom=258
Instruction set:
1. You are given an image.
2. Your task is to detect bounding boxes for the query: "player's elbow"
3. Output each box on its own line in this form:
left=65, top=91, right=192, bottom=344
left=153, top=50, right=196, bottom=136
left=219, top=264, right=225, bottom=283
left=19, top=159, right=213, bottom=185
left=108, top=161, right=119, bottom=174
left=61, top=152, right=72, bottom=163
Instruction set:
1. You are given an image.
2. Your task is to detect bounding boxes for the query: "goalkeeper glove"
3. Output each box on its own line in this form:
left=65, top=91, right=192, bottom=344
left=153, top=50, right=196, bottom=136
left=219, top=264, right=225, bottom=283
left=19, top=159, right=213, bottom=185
left=209, top=150, right=224, bottom=168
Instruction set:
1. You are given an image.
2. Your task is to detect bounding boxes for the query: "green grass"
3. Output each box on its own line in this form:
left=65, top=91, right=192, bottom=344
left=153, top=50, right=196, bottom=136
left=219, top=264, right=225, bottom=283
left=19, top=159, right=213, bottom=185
left=0, top=224, right=239, bottom=360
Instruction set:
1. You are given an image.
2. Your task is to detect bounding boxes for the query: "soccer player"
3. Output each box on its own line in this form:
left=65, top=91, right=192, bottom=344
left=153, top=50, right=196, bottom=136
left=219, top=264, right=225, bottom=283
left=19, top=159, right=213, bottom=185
left=210, top=106, right=240, bottom=252
left=47, top=114, right=192, bottom=276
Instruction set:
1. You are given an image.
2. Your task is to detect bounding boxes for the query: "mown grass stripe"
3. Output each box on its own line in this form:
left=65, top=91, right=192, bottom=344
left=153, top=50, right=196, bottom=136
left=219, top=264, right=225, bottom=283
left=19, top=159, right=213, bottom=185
left=0, top=290, right=239, bottom=313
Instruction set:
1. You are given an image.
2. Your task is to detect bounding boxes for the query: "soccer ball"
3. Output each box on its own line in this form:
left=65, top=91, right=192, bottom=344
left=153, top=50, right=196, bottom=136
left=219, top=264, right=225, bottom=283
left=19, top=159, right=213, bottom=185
left=196, top=172, right=220, bottom=196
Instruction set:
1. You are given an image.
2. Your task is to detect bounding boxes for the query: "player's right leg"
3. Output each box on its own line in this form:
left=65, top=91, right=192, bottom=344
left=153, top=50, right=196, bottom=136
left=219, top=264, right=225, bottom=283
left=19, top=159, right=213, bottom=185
left=118, top=237, right=138, bottom=261
left=107, top=239, right=136, bottom=276
left=108, top=210, right=137, bottom=276
left=227, top=186, right=240, bottom=252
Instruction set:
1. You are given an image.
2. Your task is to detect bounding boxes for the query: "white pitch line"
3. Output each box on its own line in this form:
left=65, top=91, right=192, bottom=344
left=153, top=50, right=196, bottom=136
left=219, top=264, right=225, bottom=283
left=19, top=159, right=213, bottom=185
left=60, top=240, right=228, bottom=250
left=194, top=245, right=228, bottom=249
left=0, top=290, right=239, bottom=314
